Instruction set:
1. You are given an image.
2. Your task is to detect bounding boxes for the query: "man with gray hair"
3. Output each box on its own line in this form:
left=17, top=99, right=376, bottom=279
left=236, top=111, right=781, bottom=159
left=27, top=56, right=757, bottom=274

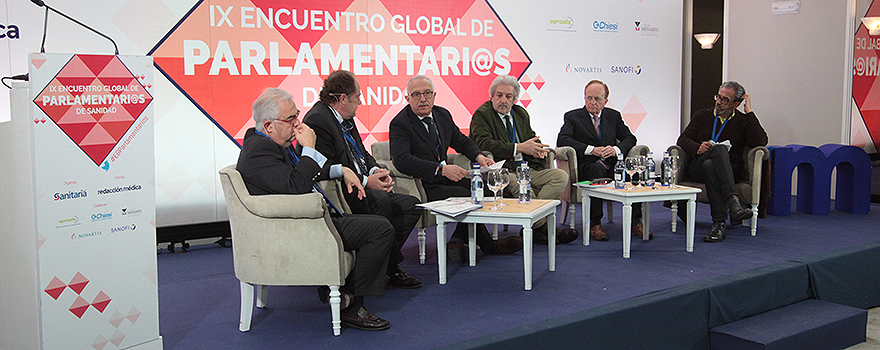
left=469, top=75, right=577, bottom=245
left=237, top=88, right=395, bottom=331
left=676, top=81, right=768, bottom=243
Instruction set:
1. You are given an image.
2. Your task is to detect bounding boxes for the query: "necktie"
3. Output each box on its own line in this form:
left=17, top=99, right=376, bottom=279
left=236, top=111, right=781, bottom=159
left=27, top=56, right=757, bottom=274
left=592, top=115, right=601, bottom=139
left=286, top=148, right=345, bottom=217
left=341, top=119, right=368, bottom=176
left=422, top=117, right=443, bottom=161
left=504, top=115, right=516, bottom=143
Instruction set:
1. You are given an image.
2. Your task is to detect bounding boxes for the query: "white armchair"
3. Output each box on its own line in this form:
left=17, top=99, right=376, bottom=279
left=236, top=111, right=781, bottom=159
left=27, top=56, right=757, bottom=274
left=219, top=165, right=354, bottom=336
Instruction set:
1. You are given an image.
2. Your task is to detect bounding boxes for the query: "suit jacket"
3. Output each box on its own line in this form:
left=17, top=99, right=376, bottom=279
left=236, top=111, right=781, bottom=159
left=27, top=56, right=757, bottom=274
left=469, top=101, right=545, bottom=171
left=677, top=108, right=768, bottom=182
left=236, top=128, right=328, bottom=196
left=557, top=107, right=636, bottom=166
left=302, top=101, right=379, bottom=183
left=389, top=105, right=482, bottom=184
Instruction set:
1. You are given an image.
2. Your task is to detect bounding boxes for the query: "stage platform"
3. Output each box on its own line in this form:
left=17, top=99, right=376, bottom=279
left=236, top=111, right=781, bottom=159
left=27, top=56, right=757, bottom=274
left=157, top=201, right=880, bottom=350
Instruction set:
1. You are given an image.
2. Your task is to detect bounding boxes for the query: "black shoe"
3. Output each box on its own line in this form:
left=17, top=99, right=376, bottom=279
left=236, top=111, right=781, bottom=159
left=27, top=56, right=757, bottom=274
left=486, top=236, right=524, bottom=255
left=386, top=266, right=422, bottom=289
left=446, top=240, right=468, bottom=263
left=341, top=306, right=391, bottom=331
left=556, top=227, right=579, bottom=244
left=730, top=217, right=744, bottom=226
left=727, top=195, right=753, bottom=222
left=703, top=221, right=726, bottom=243
left=317, top=286, right=352, bottom=309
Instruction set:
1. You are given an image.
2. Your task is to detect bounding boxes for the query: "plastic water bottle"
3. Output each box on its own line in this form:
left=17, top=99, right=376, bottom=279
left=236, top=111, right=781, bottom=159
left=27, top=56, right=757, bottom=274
left=645, top=151, right=656, bottom=186
left=660, top=151, right=671, bottom=186
left=613, top=151, right=626, bottom=189
left=471, top=163, right=484, bottom=205
left=517, top=161, right=531, bottom=204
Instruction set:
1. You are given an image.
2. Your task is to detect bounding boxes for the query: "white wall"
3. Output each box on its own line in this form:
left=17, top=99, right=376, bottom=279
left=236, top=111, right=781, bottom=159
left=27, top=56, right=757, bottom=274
left=725, top=0, right=855, bottom=147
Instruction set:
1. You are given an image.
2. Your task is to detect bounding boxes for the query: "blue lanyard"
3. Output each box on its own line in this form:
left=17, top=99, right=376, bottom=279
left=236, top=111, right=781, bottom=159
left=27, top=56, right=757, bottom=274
left=711, top=111, right=732, bottom=142
left=339, top=121, right=364, bottom=159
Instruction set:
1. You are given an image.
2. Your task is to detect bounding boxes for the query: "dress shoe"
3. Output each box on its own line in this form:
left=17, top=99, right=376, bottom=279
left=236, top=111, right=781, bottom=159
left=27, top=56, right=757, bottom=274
left=341, top=306, right=391, bottom=331
left=730, top=217, right=744, bottom=226
left=446, top=240, right=468, bottom=263
left=727, top=195, right=753, bottom=222
left=386, top=266, right=422, bottom=289
left=317, top=286, right=352, bottom=309
left=632, top=222, right=653, bottom=239
left=556, top=227, right=579, bottom=244
left=487, top=236, right=523, bottom=255
left=703, top=221, right=726, bottom=243
left=589, top=224, right=609, bottom=241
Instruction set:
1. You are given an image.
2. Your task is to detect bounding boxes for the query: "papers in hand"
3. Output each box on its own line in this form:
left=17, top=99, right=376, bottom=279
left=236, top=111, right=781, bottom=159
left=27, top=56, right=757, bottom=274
left=468, top=160, right=505, bottom=175
left=709, top=140, right=732, bottom=151
left=417, top=198, right=482, bottom=217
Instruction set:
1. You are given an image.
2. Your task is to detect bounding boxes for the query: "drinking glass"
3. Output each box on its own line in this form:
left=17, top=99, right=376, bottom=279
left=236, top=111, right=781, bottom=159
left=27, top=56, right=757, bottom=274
left=624, top=157, right=639, bottom=189
left=487, top=170, right=504, bottom=210
left=635, top=155, right=647, bottom=186
left=668, top=155, right=680, bottom=187
left=498, top=168, right=510, bottom=207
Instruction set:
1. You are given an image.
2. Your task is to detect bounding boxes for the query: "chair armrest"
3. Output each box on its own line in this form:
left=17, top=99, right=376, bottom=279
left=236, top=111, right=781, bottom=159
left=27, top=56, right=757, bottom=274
left=240, top=192, right=326, bottom=219
left=553, top=146, right=578, bottom=203
left=746, top=146, right=769, bottom=204
left=317, top=179, right=352, bottom=214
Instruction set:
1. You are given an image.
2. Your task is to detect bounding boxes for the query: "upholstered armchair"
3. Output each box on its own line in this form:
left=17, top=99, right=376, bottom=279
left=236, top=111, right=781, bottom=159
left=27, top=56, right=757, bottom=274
left=666, top=145, right=769, bottom=236
left=554, top=145, right=650, bottom=230
left=219, top=165, right=354, bottom=336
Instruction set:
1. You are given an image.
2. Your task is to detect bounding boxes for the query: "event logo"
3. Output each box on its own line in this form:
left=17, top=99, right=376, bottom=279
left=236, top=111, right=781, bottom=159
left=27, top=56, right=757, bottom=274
left=32, top=55, right=153, bottom=166
left=97, top=184, right=142, bottom=195
left=56, top=215, right=81, bottom=228
left=610, top=65, right=642, bottom=75
left=566, top=63, right=601, bottom=74
left=593, top=20, right=618, bottom=33
left=634, top=21, right=659, bottom=36
left=91, top=212, right=113, bottom=222
left=55, top=190, right=87, bottom=201
left=151, top=0, right=531, bottom=148
left=0, top=24, right=20, bottom=39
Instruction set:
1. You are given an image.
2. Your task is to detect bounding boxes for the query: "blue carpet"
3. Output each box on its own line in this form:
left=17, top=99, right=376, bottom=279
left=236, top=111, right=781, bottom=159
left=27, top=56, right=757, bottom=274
left=157, top=201, right=880, bottom=349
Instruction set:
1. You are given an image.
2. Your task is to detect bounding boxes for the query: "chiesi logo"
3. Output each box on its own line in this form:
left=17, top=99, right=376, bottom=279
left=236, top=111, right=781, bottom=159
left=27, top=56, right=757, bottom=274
left=54, top=190, right=87, bottom=201
left=91, top=212, right=113, bottom=222
left=634, top=21, right=660, bottom=35
left=70, top=231, right=102, bottom=240
left=110, top=224, right=136, bottom=234
left=56, top=215, right=81, bottom=228
left=610, top=65, right=642, bottom=75
left=565, top=64, right=602, bottom=74
left=97, top=184, right=142, bottom=195
left=593, top=20, right=618, bottom=32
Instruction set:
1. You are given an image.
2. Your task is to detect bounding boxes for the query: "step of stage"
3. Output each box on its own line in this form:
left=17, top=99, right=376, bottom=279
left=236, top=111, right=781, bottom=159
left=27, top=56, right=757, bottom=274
left=709, top=299, right=867, bottom=350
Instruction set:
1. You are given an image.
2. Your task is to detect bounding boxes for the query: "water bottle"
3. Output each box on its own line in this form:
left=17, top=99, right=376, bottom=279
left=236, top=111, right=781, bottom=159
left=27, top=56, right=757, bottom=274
left=517, top=161, right=531, bottom=204
left=471, top=163, right=484, bottom=205
left=660, top=151, right=671, bottom=186
left=613, top=151, right=626, bottom=189
left=645, top=151, right=656, bottom=186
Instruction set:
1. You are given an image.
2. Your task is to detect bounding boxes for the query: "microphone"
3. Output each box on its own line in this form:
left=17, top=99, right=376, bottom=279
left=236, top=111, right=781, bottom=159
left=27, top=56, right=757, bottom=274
left=31, top=0, right=119, bottom=55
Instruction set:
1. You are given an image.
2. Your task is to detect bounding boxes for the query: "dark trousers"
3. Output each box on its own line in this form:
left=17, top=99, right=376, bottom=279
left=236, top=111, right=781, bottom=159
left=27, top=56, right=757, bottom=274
left=423, top=179, right=498, bottom=253
left=686, top=145, right=737, bottom=222
left=578, top=160, right=642, bottom=226
left=332, top=214, right=394, bottom=297
left=345, top=189, right=421, bottom=268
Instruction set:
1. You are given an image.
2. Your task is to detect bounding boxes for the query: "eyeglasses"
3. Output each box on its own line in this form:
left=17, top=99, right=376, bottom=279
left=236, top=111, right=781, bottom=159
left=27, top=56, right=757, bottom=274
left=273, top=111, right=300, bottom=125
left=714, top=94, right=740, bottom=104
left=409, top=91, right=435, bottom=100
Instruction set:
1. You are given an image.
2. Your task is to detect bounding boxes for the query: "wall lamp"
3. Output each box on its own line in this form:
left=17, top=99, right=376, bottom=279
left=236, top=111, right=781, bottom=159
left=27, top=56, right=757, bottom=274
left=694, top=33, right=721, bottom=49
left=862, top=17, right=880, bottom=36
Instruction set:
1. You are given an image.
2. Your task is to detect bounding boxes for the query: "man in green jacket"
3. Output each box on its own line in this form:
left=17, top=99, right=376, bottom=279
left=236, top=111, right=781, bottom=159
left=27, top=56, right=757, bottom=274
left=469, top=75, right=577, bottom=245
